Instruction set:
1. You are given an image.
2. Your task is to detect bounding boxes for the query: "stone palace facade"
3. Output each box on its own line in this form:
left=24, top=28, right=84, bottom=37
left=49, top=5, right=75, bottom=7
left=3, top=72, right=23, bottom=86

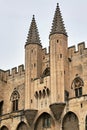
left=0, top=3, right=87, bottom=130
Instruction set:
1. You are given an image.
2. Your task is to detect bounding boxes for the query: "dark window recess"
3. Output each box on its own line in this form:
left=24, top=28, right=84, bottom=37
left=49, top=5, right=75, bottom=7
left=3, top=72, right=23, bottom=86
left=34, top=63, right=36, bottom=67
left=57, top=40, right=59, bottom=43
left=12, top=100, right=18, bottom=111
left=68, top=57, right=72, bottom=62
left=75, top=87, right=82, bottom=97
left=60, top=54, right=62, bottom=58
left=31, top=49, right=33, bottom=53
left=81, top=103, right=83, bottom=108
left=31, top=99, right=33, bottom=103
left=0, top=101, right=3, bottom=115
left=79, top=87, right=82, bottom=96
left=75, top=89, right=78, bottom=97
left=43, top=117, right=51, bottom=128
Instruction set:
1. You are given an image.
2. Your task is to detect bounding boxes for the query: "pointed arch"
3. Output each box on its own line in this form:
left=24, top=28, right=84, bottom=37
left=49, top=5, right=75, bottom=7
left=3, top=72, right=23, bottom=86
left=16, top=121, right=28, bottom=130
left=62, top=111, right=79, bottom=130
left=10, top=89, right=20, bottom=101
left=71, top=77, right=84, bottom=89
left=1, top=126, right=9, bottom=130
left=34, top=112, right=55, bottom=130
left=10, top=88, right=20, bottom=112
left=71, top=77, right=84, bottom=97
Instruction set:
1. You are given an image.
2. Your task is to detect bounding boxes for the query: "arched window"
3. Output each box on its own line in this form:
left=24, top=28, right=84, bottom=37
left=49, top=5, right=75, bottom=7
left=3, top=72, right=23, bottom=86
left=43, top=114, right=51, bottom=128
left=10, top=88, right=20, bottom=112
left=34, top=112, right=55, bottom=130
left=1, top=126, right=9, bottom=130
left=85, top=116, right=87, bottom=130
left=62, top=112, right=79, bottom=130
left=17, top=122, right=28, bottom=130
left=71, top=77, right=84, bottom=97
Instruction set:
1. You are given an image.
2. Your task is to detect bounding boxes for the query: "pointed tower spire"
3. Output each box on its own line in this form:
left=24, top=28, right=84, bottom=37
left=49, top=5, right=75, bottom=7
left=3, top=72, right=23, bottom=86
left=50, top=3, right=67, bottom=36
left=26, top=15, right=41, bottom=45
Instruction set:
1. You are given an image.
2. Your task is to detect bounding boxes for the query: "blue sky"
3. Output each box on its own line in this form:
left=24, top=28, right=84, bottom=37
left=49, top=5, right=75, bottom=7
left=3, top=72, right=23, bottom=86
left=0, top=0, right=87, bottom=70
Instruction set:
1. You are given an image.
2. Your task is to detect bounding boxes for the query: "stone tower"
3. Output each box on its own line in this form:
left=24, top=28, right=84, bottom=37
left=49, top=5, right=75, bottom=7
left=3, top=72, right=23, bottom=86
left=25, top=15, right=42, bottom=109
left=49, top=3, right=68, bottom=104
left=0, top=2, right=87, bottom=130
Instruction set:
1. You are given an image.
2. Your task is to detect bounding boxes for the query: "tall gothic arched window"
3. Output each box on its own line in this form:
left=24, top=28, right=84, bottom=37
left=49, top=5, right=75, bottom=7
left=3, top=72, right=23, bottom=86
left=71, top=77, right=84, bottom=97
left=10, top=88, right=20, bottom=112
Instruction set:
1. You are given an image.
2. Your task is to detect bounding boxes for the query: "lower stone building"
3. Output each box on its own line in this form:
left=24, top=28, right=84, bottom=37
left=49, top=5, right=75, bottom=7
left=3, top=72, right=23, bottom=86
left=0, top=3, right=87, bottom=130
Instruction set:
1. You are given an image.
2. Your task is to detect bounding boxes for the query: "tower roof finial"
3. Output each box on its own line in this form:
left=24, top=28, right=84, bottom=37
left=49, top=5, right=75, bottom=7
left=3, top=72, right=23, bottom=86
left=26, top=15, right=41, bottom=45
left=50, top=3, right=67, bottom=37
left=33, top=15, right=35, bottom=18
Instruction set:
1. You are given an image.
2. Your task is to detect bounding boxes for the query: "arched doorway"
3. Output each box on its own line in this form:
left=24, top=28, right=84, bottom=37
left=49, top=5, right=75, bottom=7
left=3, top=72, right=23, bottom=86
left=1, top=126, right=8, bottom=130
left=34, top=112, right=55, bottom=130
left=17, top=122, right=28, bottom=130
left=62, top=112, right=79, bottom=130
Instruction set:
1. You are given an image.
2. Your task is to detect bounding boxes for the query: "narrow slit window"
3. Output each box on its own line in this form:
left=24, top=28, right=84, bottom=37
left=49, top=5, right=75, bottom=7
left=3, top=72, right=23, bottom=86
left=60, top=54, right=62, bottom=58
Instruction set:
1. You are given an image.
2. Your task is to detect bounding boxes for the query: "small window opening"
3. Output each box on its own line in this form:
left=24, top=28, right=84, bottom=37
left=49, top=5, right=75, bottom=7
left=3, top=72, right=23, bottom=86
left=81, top=103, right=83, bottom=108
left=43, top=116, right=51, bottom=128
left=34, top=63, right=36, bottom=67
left=57, top=40, right=59, bottom=43
left=31, top=99, right=33, bottom=103
left=31, top=49, right=33, bottom=53
left=60, top=54, right=62, bottom=58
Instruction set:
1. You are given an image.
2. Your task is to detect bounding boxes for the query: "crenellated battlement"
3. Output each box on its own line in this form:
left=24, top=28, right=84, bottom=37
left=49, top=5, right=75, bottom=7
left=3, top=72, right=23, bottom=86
left=78, top=42, right=85, bottom=51
left=0, top=64, right=25, bottom=81
left=68, top=42, right=87, bottom=57
left=0, top=69, right=5, bottom=82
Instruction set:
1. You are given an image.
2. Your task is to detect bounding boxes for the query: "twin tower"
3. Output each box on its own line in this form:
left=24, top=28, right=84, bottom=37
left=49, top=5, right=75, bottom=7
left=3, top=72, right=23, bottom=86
left=25, top=3, right=69, bottom=111
left=0, top=3, right=87, bottom=130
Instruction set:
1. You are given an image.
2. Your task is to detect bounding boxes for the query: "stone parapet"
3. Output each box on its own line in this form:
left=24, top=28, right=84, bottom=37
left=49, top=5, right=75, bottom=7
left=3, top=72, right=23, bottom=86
left=0, top=64, right=25, bottom=81
left=68, top=42, right=87, bottom=58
